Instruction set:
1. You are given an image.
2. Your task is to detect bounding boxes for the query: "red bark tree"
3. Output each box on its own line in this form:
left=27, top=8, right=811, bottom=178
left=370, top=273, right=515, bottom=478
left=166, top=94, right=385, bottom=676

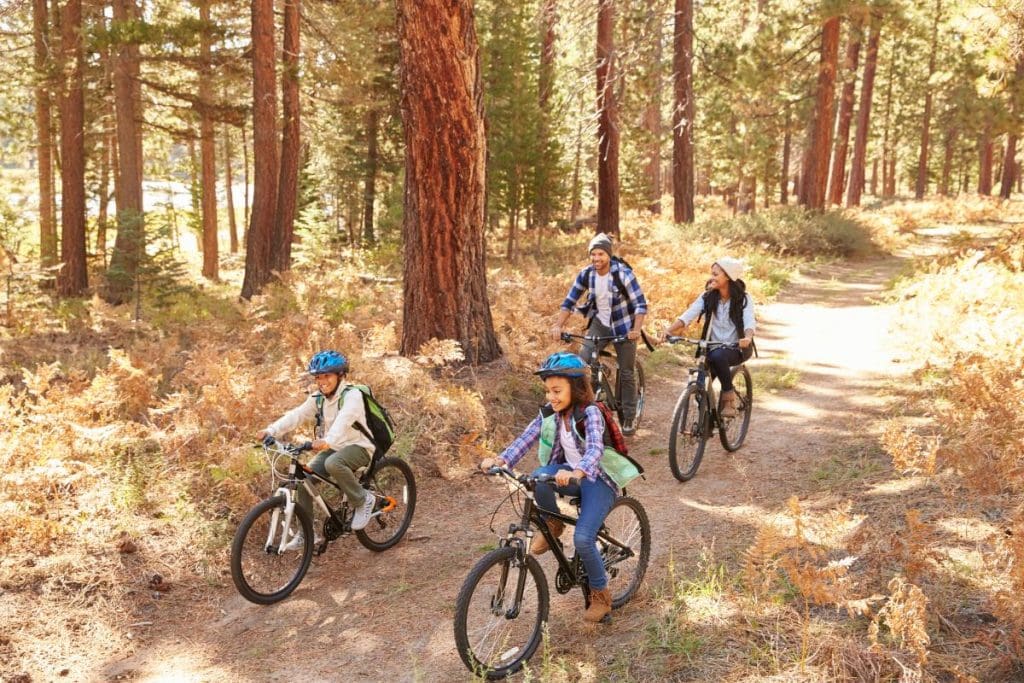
left=596, top=0, right=620, bottom=235
left=847, top=12, right=881, bottom=207
left=672, top=0, right=695, bottom=223
left=272, top=0, right=300, bottom=273
left=56, top=0, right=88, bottom=297
left=799, top=13, right=841, bottom=210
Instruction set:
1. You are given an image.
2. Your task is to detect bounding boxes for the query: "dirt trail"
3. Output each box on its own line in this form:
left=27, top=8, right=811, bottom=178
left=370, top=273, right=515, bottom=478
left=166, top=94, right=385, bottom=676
left=99, top=254, right=912, bottom=682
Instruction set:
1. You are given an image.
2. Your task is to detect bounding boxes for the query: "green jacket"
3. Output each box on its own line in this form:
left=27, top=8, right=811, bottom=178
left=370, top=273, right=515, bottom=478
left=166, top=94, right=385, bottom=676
left=537, top=405, right=642, bottom=489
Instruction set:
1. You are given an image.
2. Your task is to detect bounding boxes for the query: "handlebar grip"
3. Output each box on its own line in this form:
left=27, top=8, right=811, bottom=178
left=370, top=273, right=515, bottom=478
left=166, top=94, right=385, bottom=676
left=560, top=332, right=573, bottom=342
left=261, top=435, right=276, bottom=447
left=298, top=441, right=313, bottom=452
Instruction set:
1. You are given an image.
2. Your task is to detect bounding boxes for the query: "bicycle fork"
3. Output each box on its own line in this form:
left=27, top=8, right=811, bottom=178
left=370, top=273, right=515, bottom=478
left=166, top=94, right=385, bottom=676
left=266, top=486, right=300, bottom=555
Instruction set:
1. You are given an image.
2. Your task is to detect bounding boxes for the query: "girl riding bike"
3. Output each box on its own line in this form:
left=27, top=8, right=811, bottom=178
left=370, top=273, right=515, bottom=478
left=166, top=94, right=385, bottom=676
left=479, top=351, right=642, bottom=624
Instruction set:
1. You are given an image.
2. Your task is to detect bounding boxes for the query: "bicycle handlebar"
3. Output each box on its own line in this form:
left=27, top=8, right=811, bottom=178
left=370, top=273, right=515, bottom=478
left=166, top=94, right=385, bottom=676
left=484, top=466, right=581, bottom=488
left=560, top=331, right=629, bottom=345
left=664, top=335, right=738, bottom=349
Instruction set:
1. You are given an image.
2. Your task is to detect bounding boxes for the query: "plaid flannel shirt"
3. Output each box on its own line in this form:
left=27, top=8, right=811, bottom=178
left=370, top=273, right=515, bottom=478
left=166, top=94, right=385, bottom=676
left=498, top=405, right=614, bottom=488
left=560, top=261, right=648, bottom=337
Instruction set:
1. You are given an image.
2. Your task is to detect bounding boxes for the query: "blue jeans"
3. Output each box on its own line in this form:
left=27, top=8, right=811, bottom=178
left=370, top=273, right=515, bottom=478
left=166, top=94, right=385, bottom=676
left=707, top=346, right=743, bottom=393
left=531, top=462, right=616, bottom=590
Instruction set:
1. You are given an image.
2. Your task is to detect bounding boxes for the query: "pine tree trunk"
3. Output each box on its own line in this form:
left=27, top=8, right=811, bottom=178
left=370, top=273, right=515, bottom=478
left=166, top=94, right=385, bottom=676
left=242, top=121, right=250, bottom=241
left=570, top=96, right=583, bottom=223
left=999, top=56, right=1024, bottom=199
left=780, top=103, right=791, bottom=204
left=827, top=15, right=862, bottom=206
left=199, top=0, right=218, bottom=280
left=799, top=14, right=840, bottom=210
left=847, top=12, right=881, bottom=207
left=272, top=0, right=300, bottom=273
left=915, top=0, right=942, bottom=199
left=241, top=0, right=279, bottom=299
left=1002, top=134, right=1019, bottom=199
left=534, top=0, right=557, bottom=230
left=978, top=128, right=994, bottom=195
left=363, top=107, right=379, bottom=245
left=672, top=0, right=695, bottom=223
left=940, top=127, right=956, bottom=196
left=396, top=0, right=501, bottom=364
left=96, top=130, right=110, bottom=262
left=34, top=0, right=57, bottom=281
left=56, top=0, right=88, bottom=297
left=643, top=0, right=662, bottom=215
left=224, top=125, right=239, bottom=253
left=596, top=0, right=620, bottom=236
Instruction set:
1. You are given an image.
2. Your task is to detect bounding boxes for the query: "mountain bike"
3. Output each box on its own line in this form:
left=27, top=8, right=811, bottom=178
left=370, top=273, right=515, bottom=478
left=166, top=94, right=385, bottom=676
left=560, top=332, right=646, bottom=429
left=453, top=467, right=650, bottom=680
left=665, top=336, right=753, bottom=482
left=230, top=438, right=416, bottom=604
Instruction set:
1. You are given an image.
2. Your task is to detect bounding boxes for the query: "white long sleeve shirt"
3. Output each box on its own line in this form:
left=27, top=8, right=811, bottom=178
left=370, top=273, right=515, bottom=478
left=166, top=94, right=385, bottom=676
left=677, top=294, right=757, bottom=343
left=264, top=385, right=374, bottom=453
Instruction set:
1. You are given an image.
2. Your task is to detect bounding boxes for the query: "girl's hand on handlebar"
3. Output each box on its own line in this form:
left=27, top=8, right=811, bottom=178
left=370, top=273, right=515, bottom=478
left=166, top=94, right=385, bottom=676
left=555, top=469, right=585, bottom=487
left=479, top=457, right=505, bottom=472
left=739, top=337, right=752, bottom=349
left=550, top=325, right=563, bottom=341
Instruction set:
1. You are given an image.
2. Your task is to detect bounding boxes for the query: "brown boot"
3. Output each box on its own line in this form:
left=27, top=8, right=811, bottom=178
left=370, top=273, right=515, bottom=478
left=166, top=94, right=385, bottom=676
left=720, top=390, right=737, bottom=418
left=531, top=518, right=564, bottom=555
left=584, top=587, right=612, bottom=623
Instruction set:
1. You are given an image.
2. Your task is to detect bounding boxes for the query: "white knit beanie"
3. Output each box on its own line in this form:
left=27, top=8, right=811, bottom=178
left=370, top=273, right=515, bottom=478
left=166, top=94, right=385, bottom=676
left=715, top=257, right=745, bottom=281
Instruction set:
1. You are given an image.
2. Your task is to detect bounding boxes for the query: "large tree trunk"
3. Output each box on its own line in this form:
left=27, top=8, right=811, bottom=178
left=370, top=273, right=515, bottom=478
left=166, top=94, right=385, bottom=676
left=56, top=0, right=88, bottom=297
left=105, top=0, right=144, bottom=304
left=396, top=0, right=501, bottom=364
left=914, top=0, right=942, bottom=199
left=534, top=0, right=557, bottom=231
left=940, top=126, right=956, bottom=196
left=34, top=0, right=57, bottom=282
left=672, top=0, right=695, bottom=223
left=241, top=0, right=279, bottom=299
left=362, top=107, right=379, bottom=245
left=1000, top=56, right=1024, bottom=199
left=96, top=130, right=111, bottom=262
left=848, top=12, right=881, bottom=207
left=224, top=125, right=239, bottom=253
left=199, top=0, right=218, bottom=280
left=978, top=128, right=994, bottom=195
left=272, top=0, right=300, bottom=273
left=242, top=121, right=250, bottom=240
left=780, top=103, right=792, bottom=204
left=643, top=0, right=663, bottom=215
left=799, top=13, right=841, bottom=210
left=569, top=96, right=584, bottom=223
left=827, top=15, right=862, bottom=206
left=596, top=0, right=620, bottom=236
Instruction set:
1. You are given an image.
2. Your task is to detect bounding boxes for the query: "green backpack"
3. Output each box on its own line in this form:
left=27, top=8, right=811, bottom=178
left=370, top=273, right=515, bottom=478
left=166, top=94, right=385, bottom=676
left=315, top=384, right=396, bottom=457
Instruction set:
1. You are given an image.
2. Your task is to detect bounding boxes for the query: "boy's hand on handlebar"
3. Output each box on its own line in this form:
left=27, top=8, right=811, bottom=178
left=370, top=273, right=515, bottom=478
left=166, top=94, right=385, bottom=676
left=311, top=439, right=330, bottom=451
left=627, top=329, right=641, bottom=341
left=555, top=469, right=585, bottom=486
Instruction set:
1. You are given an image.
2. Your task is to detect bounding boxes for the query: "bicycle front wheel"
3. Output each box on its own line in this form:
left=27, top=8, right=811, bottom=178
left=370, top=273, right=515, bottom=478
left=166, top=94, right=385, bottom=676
left=230, top=495, right=314, bottom=604
left=356, top=456, right=417, bottom=552
left=719, top=365, right=752, bottom=452
left=600, top=496, right=651, bottom=608
left=668, top=385, right=709, bottom=482
left=453, top=547, right=550, bottom=680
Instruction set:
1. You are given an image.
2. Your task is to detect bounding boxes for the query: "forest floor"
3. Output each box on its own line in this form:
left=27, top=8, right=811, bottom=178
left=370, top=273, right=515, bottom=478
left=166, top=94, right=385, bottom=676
left=80, top=243, right=929, bottom=682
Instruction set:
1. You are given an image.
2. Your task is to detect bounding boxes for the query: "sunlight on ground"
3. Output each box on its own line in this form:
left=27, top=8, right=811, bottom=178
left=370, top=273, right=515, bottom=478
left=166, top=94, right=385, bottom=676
left=864, top=476, right=931, bottom=496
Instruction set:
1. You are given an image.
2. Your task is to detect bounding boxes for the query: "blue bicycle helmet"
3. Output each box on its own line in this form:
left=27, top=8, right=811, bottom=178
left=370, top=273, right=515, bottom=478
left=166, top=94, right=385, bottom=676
left=307, top=350, right=349, bottom=376
left=534, top=351, right=587, bottom=378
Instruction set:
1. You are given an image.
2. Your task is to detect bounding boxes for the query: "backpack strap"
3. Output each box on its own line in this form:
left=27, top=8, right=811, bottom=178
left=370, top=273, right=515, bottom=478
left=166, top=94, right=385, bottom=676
left=340, top=385, right=377, bottom=451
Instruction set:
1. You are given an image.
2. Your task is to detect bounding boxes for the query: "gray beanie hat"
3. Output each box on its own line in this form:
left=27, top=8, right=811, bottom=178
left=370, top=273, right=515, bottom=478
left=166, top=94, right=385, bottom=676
left=588, top=232, right=613, bottom=257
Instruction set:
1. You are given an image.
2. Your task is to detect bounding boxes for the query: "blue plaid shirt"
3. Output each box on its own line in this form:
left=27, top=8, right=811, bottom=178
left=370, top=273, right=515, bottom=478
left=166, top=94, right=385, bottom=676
left=560, top=261, right=648, bottom=337
left=498, top=405, right=615, bottom=488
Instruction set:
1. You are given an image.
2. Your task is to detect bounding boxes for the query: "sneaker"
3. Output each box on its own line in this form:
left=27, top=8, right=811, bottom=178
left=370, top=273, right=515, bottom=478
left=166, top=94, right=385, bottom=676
left=621, top=416, right=638, bottom=436
left=720, top=391, right=738, bottom=418
left=280, top=529, right=324, bottom=552
left=350, top=493, right=376, bottom=531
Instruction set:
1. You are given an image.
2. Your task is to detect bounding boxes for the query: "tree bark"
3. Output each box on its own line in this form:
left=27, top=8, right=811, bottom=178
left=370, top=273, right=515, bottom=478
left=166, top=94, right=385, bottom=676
left=224, top=125, right=239, bottom=253
left=534, top=0, right=557, bottom=230
left=672, top=0, right=695, bottom=223
left=643, top=0, right=662, bottom=215
left=1000, top=55, right=1024, bottom=199
left=199, top=0, right=218, bottom=279
left=56, top=0, right=88, bottom=297
left=978, top=128, right=994, bottom=195
left=362, top=107, right=379, bottom=245
left=827, top=14, right=862, bottom=206
left=799, top=13, right=841, bottom=210
left=914, top=0, right=942, bottom=199
left=396, top=0, right=501, bottom=364
left=241, top=0, right=279, bottom=299
left=848, top=12, right=881, bottom=207
left=596, top=0, right=620, bottom=235
left=272, top=0, right=300, bottom=273
left=939, top=127, right=956, bottom=196
left=34, top=0, right=57, bottom=282
left=242, top=121, right=250, bottom=240
left=780, top=103, right=791, bottom=204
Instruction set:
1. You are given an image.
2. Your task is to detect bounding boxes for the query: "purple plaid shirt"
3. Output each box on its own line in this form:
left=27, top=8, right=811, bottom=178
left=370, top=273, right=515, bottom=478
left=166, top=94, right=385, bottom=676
left=499, top=404, right=614, bottom=487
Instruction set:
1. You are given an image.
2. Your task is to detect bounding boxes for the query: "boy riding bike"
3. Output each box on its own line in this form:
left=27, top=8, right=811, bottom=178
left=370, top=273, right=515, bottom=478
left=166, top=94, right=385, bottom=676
left=550, top=233, right=648, bottom=435
left=256, top=350, right=376, bottom=534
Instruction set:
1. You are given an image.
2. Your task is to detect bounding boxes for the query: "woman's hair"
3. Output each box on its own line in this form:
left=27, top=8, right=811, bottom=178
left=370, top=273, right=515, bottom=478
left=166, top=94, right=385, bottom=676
left=567, top=374, right=595, bottom=408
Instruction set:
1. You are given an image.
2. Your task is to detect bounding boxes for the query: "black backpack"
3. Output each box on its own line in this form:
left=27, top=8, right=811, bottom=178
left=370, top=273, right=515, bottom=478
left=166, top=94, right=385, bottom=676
left=315, top=385, right=396, bottom=458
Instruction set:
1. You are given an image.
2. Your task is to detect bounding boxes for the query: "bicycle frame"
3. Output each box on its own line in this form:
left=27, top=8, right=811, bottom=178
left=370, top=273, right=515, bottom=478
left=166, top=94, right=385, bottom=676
left=668, top=336, right=739, bottom=429
left=560, top=332, right=628, bottom=408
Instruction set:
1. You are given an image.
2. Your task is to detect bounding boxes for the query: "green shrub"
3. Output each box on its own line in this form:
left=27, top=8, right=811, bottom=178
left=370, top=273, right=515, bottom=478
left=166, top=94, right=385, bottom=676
left=687, top=207, right=876, bottom=258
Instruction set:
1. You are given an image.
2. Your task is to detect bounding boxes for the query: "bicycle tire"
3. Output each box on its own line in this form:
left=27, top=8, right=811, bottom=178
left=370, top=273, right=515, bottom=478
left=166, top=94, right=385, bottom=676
left=601, top=496, right=651, bottom=608
left=668, top=385, right=708, bottom=482
left=719, top=365, right=752, bottom=452
left=230, top=495, right=314, bottom=604
left=453, top=547, right=550, bottom=680
left=356, top=457, right=417, bottom=552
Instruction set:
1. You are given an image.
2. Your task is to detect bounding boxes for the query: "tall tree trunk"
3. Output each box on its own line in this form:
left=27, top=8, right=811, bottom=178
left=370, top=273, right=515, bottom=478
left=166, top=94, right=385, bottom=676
left=643, top=0, right=663, bottom=214
left=1000, top=56, right=1024, bottom=199
left=848, top=12, right=881, bottom=206
left=224, top=125, right=239, bottom=253
left=570, top=96, right=584, bottom=223
left=939, top=126, right=956, bottom=196
left=96, top=130, right=111, bottom=262
left=363, top=107, right=379, bottom=246
left=672, top=0, right=695, bottom=223
left=799, top=13, right=841, bottom=210
left=596, top=0, right=620, bottom=236
left=1002, top=134, right=1019, bottom=199
left=34, top=0, right=57, bottom=281
left=534, top=0, right=557, bottom=230
left=914, top=0, right=942, bottom=199
left=272, top=0, right=300, bottom=273
left=241, top=0, right=279, bottom=299
left=827, top=14, right=862, bottom=205
left=242, top=121, right=251, bottom=240
left=199, top=0, right=218, bottom=279
left=978, top=127, right=994, bottom=195
left=780, top=103, right=791, bottom=204
left=105, top=0, right=144, bottom=304
left=56, top=0, right=87, bottom=297
left=396, top=0, right=501, bottom=364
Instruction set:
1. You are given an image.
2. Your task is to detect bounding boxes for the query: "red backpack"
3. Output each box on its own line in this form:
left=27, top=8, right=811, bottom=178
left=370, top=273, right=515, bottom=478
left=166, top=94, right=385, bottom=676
left=573, top=401, right=630, bottom=456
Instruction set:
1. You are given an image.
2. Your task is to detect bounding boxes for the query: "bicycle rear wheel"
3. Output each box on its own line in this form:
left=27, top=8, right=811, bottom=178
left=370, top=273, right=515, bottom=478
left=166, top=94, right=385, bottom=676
left=600, top=496, right=651, bottom=608
left=453, top=547, right=550, bottom=680
left=719, top=365, right=752, bottom=452
left=230, top=495, right=313, bottom=604
left=668, top=385, right=709, bottom=482
left=356, top=456, right=417, bottom=551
